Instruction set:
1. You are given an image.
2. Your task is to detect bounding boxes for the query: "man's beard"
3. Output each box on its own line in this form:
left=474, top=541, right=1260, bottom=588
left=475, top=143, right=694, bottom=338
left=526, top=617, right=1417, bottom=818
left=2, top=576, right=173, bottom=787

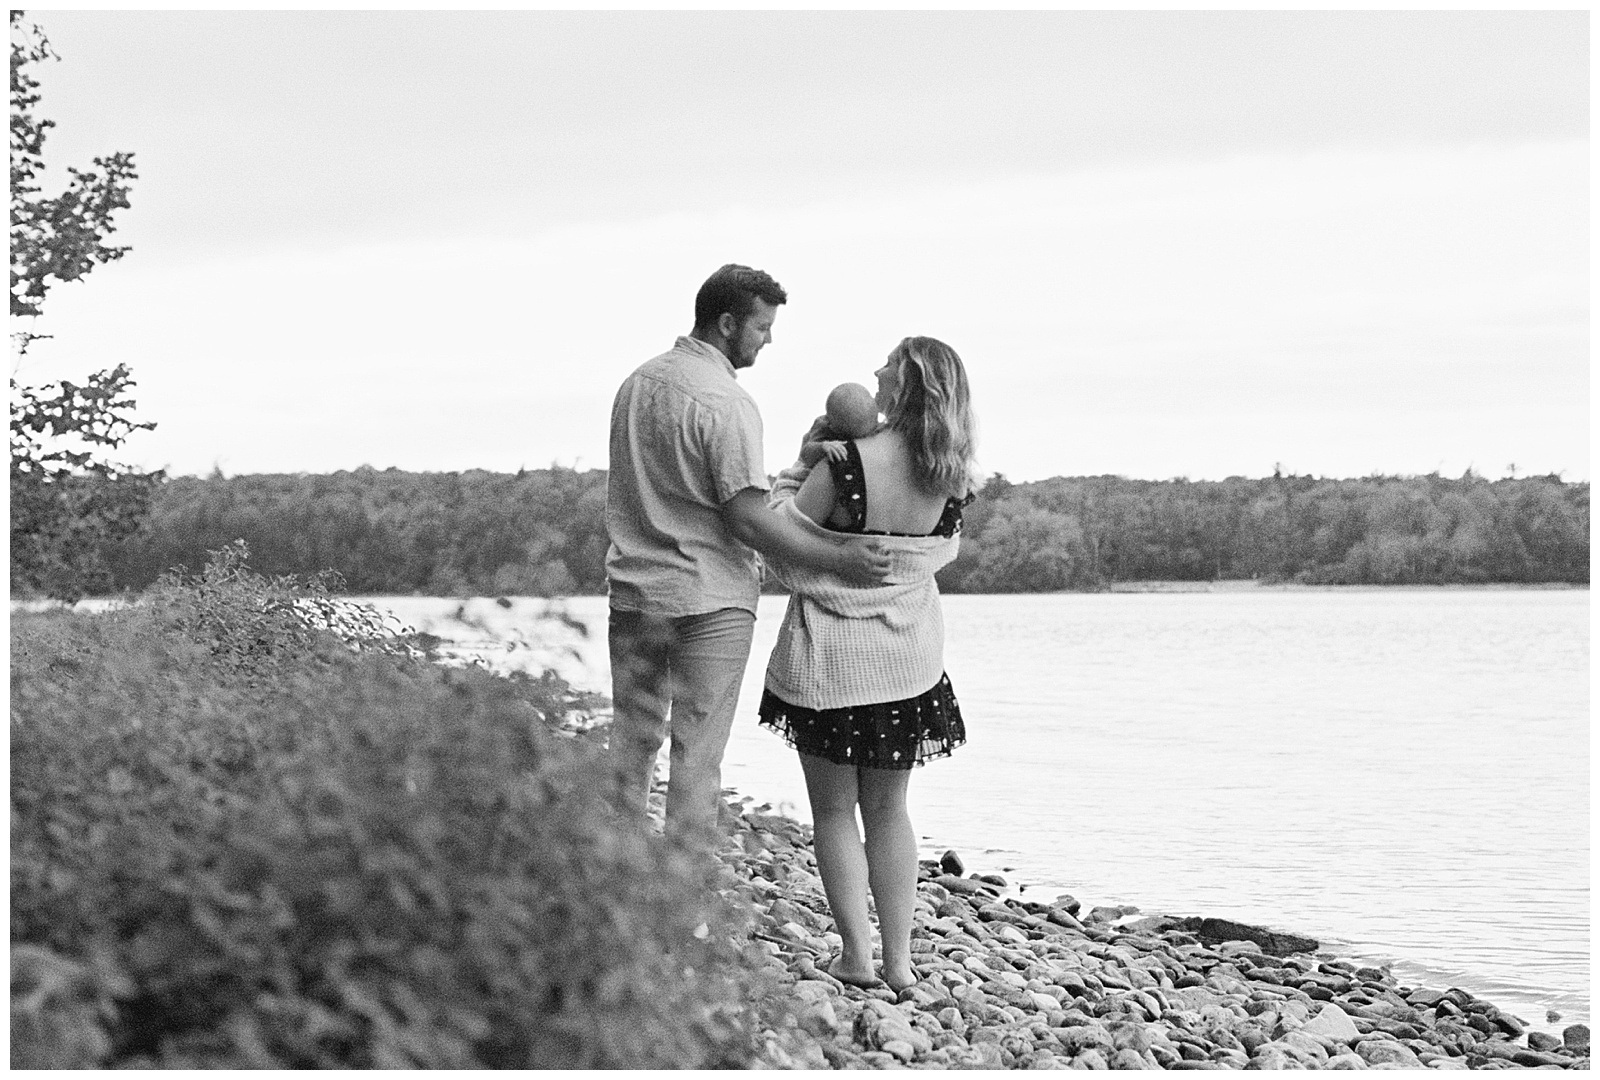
left=727, top=319, right=757, bottom=368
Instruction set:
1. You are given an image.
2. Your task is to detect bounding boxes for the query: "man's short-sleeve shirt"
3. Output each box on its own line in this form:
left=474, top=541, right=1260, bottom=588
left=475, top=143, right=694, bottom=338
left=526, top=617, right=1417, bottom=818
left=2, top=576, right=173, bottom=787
left=605, top=336, right=769, bottom=616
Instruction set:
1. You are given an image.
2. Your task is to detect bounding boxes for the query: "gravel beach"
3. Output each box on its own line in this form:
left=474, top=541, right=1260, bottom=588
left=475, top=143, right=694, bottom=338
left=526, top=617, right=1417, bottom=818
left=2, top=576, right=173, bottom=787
left=704, top=790, right=1591, bottom=1071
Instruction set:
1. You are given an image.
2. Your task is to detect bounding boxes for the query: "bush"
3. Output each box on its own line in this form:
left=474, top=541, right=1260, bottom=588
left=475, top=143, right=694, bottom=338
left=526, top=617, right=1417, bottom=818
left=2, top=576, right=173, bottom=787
left=11, top=548, right=763, bottom=1067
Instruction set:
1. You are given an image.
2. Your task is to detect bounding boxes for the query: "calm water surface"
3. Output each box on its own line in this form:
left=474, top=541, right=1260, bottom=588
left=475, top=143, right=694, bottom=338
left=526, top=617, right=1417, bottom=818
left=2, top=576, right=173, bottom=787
left=362, top=587, right=1589, bottom=1032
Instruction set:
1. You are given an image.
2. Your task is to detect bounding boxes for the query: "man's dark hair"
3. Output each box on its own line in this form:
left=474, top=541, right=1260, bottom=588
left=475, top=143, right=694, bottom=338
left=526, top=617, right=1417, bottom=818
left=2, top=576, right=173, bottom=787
left=693, top=264, right=787, bottom=329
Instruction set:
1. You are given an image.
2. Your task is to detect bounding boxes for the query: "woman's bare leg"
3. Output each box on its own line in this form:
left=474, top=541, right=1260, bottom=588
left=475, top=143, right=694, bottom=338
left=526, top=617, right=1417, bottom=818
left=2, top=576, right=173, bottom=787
left=799, top=753, right=877, bottom=985
left=857, top=766, right=917, bottom=992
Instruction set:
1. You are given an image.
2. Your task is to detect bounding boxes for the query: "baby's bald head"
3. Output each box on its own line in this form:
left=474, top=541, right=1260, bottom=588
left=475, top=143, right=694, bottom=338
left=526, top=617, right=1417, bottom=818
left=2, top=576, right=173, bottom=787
left=825, top=383, right=879, bottom=438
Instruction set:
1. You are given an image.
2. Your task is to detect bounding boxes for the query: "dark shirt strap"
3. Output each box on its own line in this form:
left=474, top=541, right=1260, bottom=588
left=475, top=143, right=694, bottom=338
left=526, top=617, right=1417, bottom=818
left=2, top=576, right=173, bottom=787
left=824, top=439, right=967, bottom=538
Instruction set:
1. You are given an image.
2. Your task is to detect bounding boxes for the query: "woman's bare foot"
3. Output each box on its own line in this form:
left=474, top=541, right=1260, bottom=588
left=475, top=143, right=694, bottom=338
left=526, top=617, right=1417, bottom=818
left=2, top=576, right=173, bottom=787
left=827, top=954, right=882, bottom=989
left=883, top=964, right=916, bottom=994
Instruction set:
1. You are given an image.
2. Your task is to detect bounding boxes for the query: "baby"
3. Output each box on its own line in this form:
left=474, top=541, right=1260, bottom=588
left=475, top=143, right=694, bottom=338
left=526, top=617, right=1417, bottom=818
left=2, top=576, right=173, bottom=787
left=799, top=382, right=880, bottom=466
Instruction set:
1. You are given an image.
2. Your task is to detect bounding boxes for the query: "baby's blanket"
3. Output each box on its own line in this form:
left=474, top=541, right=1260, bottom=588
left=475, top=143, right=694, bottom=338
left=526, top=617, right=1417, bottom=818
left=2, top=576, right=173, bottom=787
left=762, top=464, right=959, bottom=710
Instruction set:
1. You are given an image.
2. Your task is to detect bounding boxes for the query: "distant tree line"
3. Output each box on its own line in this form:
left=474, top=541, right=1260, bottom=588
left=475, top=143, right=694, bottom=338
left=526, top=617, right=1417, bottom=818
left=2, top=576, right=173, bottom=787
left=107, top=466, right=609, bottom=597
left=94, top=466, right=1587, bottom=598
left=938, top=470, right=1588, bottom=591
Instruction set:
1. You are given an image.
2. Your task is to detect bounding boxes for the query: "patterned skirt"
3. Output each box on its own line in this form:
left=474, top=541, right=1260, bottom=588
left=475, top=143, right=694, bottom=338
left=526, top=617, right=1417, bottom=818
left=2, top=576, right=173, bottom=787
left=757, top=673, right=966, bottom=770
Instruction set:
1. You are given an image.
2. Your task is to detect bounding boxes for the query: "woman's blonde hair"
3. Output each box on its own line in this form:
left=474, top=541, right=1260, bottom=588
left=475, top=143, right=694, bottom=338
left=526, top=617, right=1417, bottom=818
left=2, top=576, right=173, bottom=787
left=882, top=336, right=978, bottom=499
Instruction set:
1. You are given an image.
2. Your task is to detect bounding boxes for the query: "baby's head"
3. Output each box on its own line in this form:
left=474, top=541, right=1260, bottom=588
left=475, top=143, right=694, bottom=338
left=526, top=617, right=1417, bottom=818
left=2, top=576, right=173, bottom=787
left=824, top=382, right=879, bottom=438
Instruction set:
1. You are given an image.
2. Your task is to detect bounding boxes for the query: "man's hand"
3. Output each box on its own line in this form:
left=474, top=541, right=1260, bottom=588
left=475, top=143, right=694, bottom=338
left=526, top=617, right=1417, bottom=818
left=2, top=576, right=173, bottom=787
left=834, top=537, right=892, bottom=585
left=722, top=487, right=892, bottom=585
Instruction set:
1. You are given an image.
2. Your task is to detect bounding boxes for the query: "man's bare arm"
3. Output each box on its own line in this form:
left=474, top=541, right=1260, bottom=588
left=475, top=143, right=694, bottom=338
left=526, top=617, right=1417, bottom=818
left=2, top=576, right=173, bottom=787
left=722, top=488, right=891, bottom=585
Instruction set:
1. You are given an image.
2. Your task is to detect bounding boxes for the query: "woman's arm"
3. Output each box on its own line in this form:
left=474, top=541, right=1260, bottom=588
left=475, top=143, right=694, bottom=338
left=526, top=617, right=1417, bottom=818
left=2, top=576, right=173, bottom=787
left=793, top=456, right=838, bottom=526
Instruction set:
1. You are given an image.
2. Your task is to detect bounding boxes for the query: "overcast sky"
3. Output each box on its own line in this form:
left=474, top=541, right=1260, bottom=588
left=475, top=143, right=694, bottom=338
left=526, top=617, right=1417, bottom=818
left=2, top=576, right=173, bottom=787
left=14, top=9, right=1589, bottom=482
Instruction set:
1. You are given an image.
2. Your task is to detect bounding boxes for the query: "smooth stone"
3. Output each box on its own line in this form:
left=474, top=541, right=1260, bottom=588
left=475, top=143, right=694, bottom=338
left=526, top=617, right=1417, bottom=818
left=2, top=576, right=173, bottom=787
left=879, top=1038, right=916, bottom=1063
left=767, top=897, right=819, bottom=928
left=858, top=998, right=935, bottom=1056
left=1109, top=1048, right=1147, bottom=1069
left=1236, top=1027, right=1268, bottom=1053
left=1300, top=1002, right=1362, bottom=1043
left=1052, top=893, right=1082, bottom=917
left=796, top=997, right=840, bottom=1037
left=1326, top=1052, right=1370, bottom=1069
left=1357, top=1040, right=1424, bottom=1068
left=994, top=923, right=1033, bottom=946
left=1487, top=1007, right=1526, bottom=1038
left=1563, top=1024, right=1590, bottom=1052
left=820, top=1043, right=865, bottom=1069
left=1054, top=1025, right=1114, bottom=1057
left=1028, top=991, right=1062, bottom=1013
left=1526, top=1031, right=1562, bottom=1053
left=1250, top=1044, right=1300, bottom=1069
left=790, top=979, right=832, bottom=1002
left=1149, top=1044, right=1183, bottom=1069
left=1044, top=909, right=1087, bottom=932
left=1120, top=915, right=1181, bottom=936
left=939, top=849, right=965, bottom=876
left=1511, top=1048, right=1575, bottom=1068
left=1072, top=1048, right=1109, bottom=1069
left=1280, top=1032, right=1332, bottom=1065
left=933, top=873, right=988, bottom=896
left=969, top=1042, right=1005, bottom=1068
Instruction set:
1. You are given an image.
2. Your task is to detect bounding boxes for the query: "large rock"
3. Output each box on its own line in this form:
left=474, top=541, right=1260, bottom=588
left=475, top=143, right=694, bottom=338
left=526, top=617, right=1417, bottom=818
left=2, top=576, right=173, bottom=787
left=1193, top=917, right=1319, bottom=957
left=1298, top=1002, right=1361, bottom=1044
left=1526, top=1031, right=1562, bottom=1052
left=1511, top=1048, right=1576, bottom=1068
left=939, top=849, right=965, bottom=876
left=1564, top=1023, right=1590, bottom=1053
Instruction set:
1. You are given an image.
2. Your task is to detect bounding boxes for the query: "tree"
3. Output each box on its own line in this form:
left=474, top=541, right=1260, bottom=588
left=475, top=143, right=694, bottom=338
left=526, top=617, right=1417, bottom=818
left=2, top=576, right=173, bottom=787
left=11, top=11, right=159, bottom=600
left=961, top=499, right=1094, bottom=592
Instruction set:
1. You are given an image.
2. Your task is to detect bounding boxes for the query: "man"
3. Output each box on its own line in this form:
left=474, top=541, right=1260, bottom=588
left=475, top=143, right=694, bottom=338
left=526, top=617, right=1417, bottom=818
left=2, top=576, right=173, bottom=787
left=605, top=263, right=890, bottom=846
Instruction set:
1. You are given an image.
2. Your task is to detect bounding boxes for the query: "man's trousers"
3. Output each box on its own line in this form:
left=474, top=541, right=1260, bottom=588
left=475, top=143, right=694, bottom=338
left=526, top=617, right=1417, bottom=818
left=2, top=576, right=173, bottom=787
left=606, top=606, right=756, bottom=844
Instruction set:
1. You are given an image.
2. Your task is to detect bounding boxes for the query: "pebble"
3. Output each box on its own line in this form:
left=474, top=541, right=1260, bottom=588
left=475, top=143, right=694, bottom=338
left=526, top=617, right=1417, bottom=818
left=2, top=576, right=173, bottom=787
left=707, top=791, right=1589, bottom=1071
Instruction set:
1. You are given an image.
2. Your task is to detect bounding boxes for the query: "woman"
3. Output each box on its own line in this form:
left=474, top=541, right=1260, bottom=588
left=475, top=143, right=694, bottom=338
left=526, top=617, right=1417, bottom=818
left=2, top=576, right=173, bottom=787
left=758, top=336, right=978, bottom=992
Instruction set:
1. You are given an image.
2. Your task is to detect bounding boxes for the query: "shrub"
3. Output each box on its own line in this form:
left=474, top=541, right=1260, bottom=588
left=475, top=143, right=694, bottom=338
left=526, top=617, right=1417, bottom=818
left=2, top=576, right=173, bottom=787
left=12, top=548, right=763, bottom=1067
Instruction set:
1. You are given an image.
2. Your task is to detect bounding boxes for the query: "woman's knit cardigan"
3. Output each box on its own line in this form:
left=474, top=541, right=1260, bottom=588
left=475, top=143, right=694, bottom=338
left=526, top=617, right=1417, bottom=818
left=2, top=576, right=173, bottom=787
left=761, top=461, right=960, bottom=711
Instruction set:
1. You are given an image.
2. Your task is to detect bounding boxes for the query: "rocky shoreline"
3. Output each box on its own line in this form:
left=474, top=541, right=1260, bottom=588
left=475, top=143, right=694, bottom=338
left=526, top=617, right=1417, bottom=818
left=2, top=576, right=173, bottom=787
left=705, top=791, right=1590, bottom=1071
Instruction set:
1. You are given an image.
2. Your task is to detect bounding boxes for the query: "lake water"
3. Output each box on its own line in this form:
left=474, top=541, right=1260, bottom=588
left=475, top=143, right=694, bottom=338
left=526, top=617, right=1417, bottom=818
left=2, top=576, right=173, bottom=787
left=357, top=587, right=1590, bottom=1033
